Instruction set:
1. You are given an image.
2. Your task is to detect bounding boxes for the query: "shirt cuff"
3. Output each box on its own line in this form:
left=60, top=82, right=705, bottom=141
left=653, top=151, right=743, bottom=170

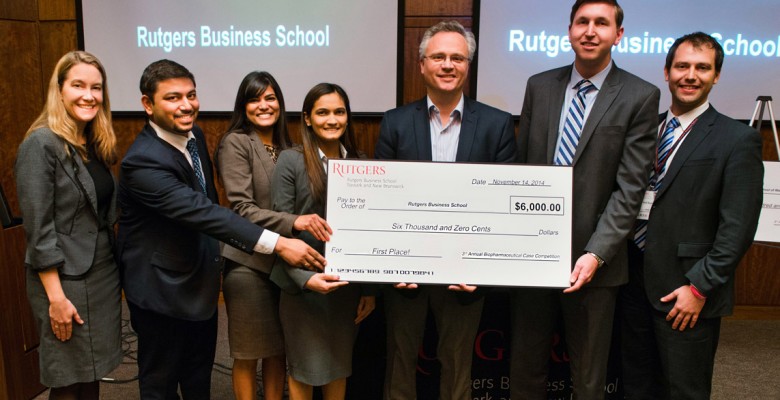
left=254, top=230, right=280, bottom=254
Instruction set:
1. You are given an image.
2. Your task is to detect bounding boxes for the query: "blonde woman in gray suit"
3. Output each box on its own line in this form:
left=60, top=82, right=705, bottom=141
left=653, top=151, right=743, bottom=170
left=15, top=51, right=121, bottom=400
left=215, top=71, right=332, bottom=400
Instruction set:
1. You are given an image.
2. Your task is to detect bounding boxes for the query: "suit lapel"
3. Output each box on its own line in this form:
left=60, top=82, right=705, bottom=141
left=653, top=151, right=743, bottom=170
left=72, top=155, right=99, bottom=216
left=145, top=124, right=201, bottom=194
left=656, top=106, right=717, bottom=199
left=572, top=66, right=622, bottom=165
left=456, top=97, right=477, bottom=162
left=249, top=134, right=275, bottom=184
left=414, top=100, right=433, bottom=161
left=64, top=144, right=117, bottom=223
left=194, top=128, right=217, bottom=200
left=108, top=177, right=118, bottom=224
left=546, top=68, right=570, bottom=163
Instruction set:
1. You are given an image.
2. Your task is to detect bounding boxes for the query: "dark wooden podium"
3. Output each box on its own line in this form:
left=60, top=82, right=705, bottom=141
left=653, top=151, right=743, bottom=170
left=0, top=223, right=45, bottom=399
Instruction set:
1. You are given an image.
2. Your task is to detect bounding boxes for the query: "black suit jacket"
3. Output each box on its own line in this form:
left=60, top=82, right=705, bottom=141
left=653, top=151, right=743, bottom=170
left=117, top=123, right=264, bottom=321
left=375, top=96, right=517, bottom=302
left=375, top=96, right=516, bottom=163
left=641, top=106, right=763, bottom=318
left=517, top=63, right=660, bottom=287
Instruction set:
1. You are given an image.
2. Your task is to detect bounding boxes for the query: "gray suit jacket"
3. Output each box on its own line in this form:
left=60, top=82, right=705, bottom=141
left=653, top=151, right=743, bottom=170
left=269, top=149, right=322, bottom=293
left=215, top=131, right=297, bottom=274
left=269, top=148, right=373, bottom=294
left=517, top=63, right=660, bottom=287
left=15, top=128, right=117, bottom=275
left=642, top=106, right=763, bottom=318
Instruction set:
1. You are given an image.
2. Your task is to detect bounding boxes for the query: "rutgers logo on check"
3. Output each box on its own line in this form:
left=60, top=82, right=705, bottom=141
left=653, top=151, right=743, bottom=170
left=330, top=162, right=386, bottom=177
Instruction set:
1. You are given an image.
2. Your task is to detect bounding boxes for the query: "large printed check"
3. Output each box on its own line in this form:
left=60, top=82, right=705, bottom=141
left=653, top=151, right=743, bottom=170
left=324, top=160, right=572, bottom=287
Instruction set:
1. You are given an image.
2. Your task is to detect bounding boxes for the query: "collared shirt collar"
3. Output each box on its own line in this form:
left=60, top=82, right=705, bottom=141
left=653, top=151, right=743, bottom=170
left=570, top=62, right=612, bottom=91
left=426, top=94, right=465, bottom=119
left=320, top=143, right=348, bottom=171
left=149, top=120, right=194, bottom=151
left=667, top=101, right=710, bottom=130
left=149, top=120, right=196, bottom=167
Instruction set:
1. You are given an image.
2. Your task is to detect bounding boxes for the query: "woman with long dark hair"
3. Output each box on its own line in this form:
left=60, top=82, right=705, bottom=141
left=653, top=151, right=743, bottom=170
left=270, top=83, right=375, bottom=400
left=215, top=71, right=331, bottom=400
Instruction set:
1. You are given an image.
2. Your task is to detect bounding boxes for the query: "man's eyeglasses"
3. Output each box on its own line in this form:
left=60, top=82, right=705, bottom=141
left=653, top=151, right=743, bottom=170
left=423, top=53, right=469, bottom=65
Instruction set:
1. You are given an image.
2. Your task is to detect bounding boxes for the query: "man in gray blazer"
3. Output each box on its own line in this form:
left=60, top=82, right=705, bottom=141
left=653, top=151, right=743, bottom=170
left=118, top=60, right=325, bottom=399
left=510, top=1, right=659, bottom=398
left=375, top=21, right=516, bottom=400
left=620, top=32, right=764, bottom=400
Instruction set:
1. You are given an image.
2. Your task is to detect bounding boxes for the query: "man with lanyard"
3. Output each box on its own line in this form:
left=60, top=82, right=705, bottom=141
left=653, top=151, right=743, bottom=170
left=620, top=32, right=764, bottom=400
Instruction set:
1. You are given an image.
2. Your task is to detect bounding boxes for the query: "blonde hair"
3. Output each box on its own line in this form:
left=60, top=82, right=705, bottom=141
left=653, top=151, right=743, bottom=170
left=26, top=51, right=117, bottom=165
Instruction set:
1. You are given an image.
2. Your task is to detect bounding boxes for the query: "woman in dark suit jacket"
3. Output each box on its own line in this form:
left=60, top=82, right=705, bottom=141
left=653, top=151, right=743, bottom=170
left=270, top=83, right=375, bottom=400
left=14, top=51, right=121, bottom=399
left=215, top=71, right=331, bottom=400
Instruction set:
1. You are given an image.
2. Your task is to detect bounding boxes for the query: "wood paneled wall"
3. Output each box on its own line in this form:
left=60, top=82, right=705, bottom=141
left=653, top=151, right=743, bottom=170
left=1, top=0, right=778, bottom=396
left=1, top=2, right=79, bottom=398
left=2, top=4, right=779, bottom=377
left=1, top=0, right=78, bottom=215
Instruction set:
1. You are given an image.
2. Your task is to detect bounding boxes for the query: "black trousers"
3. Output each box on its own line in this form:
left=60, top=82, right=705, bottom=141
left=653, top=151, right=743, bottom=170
left=620, top=246, right=721, bottom=400
left=128, top=302, right=218, bottom=400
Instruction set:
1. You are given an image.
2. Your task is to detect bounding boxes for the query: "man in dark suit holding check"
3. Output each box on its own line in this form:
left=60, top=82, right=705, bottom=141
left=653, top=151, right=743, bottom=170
left=510, top=1, right=660, bottom=398
left=375, top=20, right=516, bottom=400
left=620, top=32, right=764, bottom=400
left=117, top=59, right=325, bottom=399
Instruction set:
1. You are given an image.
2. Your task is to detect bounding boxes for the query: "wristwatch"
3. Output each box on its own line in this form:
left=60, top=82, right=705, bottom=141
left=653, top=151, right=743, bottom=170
left=586, top=252, right=605, bottom=269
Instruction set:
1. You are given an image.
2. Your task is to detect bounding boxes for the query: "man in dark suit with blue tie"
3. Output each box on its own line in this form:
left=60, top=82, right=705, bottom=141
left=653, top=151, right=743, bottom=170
left=620, top=32, right=764, bottom=400
left=375, top=21, right=516, bottom=400
left=510, top=1, right=660, bottom=398
left=117, top=60, right=326, bottom=399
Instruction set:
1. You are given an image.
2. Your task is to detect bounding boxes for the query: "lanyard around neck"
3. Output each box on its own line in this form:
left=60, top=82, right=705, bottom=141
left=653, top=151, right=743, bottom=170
left=654, top=117, right=698, bottom=175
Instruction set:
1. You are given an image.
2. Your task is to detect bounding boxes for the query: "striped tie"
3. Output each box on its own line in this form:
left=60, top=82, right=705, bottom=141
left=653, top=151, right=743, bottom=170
left=186, top=138, right=207, bottom=195
left=653, top=117, right=680, bottom=188
left=554, top=79, right=595, bottom=166
left=633, top=117, right=681, bottom=251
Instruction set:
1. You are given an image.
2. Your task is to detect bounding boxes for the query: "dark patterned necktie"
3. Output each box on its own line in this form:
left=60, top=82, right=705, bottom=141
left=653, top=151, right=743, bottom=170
left=186, top=138, right=207, bottom=195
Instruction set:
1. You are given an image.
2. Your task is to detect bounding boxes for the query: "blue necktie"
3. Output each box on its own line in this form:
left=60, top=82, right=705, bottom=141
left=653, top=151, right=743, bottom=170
left=634, top=117, right=681, bottom=251
left=651, top=117, right=680, bottom=189
left=186, top=138, right=207, bottom=195
left=554, top=79, right=595, bottom=166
